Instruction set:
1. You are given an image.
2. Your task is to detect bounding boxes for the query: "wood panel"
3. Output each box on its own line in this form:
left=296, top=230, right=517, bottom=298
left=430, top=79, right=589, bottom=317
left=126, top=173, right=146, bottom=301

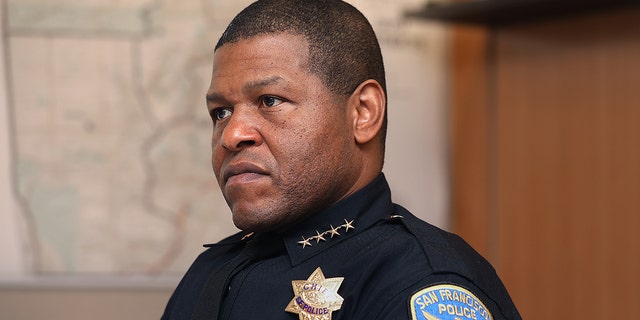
left=450, top=26, right=492, bottom=257
left=451, top=7, right=640, bottom=320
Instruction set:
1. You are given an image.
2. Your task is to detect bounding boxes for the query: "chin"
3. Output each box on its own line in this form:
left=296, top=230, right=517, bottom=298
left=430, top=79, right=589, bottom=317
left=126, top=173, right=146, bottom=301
left=229, top=199, right=308, bottom=232
left=232, top=210, right=280, bottom=233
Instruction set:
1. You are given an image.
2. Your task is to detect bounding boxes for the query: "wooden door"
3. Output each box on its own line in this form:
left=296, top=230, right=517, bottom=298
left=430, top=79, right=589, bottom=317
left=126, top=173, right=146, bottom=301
left=451, top=8, right=640, bottom=319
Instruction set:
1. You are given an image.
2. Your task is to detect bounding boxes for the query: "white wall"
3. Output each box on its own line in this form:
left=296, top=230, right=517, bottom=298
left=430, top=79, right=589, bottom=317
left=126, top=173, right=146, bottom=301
left=0, top=0, right=27, bottom=276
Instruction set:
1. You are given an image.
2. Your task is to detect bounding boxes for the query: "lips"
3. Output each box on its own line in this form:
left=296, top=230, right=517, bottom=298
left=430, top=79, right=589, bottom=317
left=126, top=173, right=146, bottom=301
left=222, top=162, right=269, bottom=184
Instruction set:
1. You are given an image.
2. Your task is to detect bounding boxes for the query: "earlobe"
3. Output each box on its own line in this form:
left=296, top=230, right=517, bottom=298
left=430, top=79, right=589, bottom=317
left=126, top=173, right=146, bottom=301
left=350, top=79, right=386, bottom=145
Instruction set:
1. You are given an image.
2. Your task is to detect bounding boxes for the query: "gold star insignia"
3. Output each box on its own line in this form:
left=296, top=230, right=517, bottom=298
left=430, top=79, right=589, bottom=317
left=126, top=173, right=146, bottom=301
left=343, top=219, right=355, bottom=232
left=296, top=220, right=356, bottom=250
left=298, top=236, right=312, bottom=248
left=327, top=225, right=340, bottom=238
left=285, top=267, right=344, bottom=320
left=315, top=230, right=326, bottom=243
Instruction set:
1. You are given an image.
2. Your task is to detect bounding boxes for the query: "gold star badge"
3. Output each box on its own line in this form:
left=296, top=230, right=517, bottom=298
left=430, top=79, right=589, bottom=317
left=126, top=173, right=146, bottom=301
left=285, top=267, right=344, bottom=320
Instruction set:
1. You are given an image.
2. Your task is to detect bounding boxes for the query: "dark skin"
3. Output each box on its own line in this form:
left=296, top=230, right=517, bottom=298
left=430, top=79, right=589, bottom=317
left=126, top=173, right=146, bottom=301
left=206, top=33, right=386, bottom=232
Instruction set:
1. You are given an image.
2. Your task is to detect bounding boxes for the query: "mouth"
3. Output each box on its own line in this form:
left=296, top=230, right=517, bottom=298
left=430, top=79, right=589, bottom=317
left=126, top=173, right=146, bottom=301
left=223, top=162, right=269, bottom=185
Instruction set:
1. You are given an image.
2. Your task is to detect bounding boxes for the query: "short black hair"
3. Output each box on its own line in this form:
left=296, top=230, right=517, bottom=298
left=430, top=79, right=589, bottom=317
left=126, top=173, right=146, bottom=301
left=215, top=0, right=387, bottom=145
left=216, top=0, right=386, bottom=96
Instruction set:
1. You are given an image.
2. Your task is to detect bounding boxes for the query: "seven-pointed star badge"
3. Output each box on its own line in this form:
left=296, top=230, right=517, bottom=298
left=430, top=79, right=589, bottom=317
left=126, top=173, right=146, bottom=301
left=285, top=267, right=344, bottom=320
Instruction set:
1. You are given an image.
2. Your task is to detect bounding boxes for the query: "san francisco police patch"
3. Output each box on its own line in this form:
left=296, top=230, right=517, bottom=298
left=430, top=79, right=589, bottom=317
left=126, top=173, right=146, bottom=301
left=410, top=284, right=493, bottom=320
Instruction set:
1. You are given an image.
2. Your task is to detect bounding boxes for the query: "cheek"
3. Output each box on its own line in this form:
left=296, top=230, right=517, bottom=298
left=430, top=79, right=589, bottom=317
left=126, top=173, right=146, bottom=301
left=210, top=133, right=224, bottom=176
left=289, top=126, right=343, bottom=168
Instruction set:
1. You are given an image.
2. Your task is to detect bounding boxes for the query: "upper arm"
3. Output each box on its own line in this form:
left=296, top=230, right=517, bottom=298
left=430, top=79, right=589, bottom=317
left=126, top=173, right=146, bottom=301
left=372, top=273, right=521, bottom=320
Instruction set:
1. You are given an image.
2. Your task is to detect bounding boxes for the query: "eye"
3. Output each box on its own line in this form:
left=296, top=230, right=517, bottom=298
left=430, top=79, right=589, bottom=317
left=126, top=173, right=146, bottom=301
left=210, top=107, right=233, bottom=121
left=260, top=96, right=285, bottom=108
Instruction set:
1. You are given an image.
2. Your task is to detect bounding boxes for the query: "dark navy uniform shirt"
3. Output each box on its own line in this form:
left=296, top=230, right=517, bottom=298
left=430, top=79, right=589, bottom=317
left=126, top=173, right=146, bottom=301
left=162, top=174, right=521, bottom=319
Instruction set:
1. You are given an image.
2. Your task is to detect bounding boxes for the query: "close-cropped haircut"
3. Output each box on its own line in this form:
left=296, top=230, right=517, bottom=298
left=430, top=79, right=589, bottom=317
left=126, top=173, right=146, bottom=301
left=215, top=0, right=386, bottom=97
left=215, top=0, right=388, bottom=147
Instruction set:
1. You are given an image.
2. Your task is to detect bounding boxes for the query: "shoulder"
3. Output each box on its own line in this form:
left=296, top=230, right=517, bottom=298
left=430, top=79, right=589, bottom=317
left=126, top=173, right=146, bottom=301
left=379, top=205, right=521, bottom=320
left=161, top=231, right=247, bottom=319
left=346, top=206, right=489, bottom=281
left=391, top=205, right=496, bottom=282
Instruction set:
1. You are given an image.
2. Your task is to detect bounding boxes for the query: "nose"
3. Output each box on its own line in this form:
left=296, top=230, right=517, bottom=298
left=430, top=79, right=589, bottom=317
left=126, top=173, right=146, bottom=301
left=217, top=108, right=263, bottom=152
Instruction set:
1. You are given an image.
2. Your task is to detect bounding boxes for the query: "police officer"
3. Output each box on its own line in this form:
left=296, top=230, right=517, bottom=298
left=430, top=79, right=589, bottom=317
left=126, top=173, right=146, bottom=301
left=161, top=1, right=521, bottom=319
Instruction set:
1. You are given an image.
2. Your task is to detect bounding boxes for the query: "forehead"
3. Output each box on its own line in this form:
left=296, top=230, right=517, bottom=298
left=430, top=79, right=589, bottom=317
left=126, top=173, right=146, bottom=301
left=211, top=33, right=311, bottom=85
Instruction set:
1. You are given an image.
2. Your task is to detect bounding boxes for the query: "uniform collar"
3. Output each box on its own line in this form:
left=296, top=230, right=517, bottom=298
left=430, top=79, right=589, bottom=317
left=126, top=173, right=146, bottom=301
left=281, top=173, right=395, bottom=266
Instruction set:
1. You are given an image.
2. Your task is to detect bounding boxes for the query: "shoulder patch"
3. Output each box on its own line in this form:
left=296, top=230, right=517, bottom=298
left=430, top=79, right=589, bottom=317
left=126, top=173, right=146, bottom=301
left=409, top=284, right=493, bottom=320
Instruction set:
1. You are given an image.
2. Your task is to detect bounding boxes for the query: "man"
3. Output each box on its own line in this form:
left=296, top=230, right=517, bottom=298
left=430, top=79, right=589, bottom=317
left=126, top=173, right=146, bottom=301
left=162, top=0, right=521, bottom=319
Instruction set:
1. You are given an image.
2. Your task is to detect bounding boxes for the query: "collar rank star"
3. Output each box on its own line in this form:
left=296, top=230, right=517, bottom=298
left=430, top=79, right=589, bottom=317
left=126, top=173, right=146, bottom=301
left=285, top=267, right=344, bottom=320
left=297, top=219, right=355, bottom=249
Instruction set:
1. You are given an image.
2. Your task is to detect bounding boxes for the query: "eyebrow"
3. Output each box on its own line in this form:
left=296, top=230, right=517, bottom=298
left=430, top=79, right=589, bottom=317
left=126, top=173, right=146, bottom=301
left=245, top=75, right=284, bottom=91
left=206, top=76, right=285, bottom=103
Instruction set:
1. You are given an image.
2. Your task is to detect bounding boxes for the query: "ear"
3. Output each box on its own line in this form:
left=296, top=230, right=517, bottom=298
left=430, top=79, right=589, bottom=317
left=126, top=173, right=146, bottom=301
left=349, top=79, right=386, bottom=145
